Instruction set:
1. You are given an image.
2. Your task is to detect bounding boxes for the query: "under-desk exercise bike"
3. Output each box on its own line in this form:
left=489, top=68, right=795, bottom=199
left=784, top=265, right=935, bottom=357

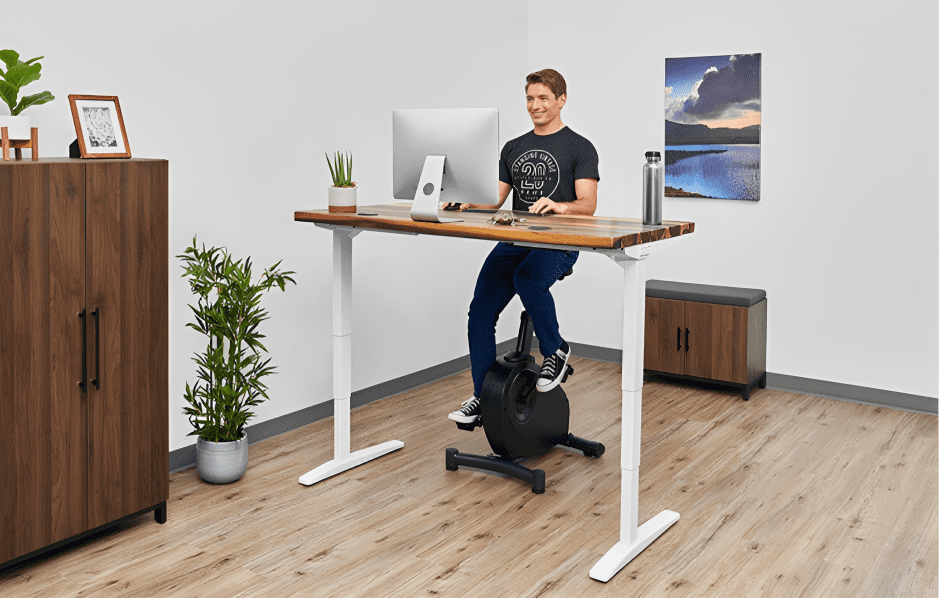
left=446, top=270, right=605, bottom=494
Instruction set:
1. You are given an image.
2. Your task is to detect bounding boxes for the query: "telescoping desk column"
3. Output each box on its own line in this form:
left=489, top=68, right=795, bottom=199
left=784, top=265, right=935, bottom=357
left=293, top=204, right=694, bottom=582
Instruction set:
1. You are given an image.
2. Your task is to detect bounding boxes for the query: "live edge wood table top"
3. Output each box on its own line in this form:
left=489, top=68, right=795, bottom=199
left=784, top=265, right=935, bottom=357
left=294, top=203, right=694, bottom=249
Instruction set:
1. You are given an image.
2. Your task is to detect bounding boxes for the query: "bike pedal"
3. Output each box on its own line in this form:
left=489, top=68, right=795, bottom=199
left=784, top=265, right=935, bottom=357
left=562, top=364, right=574, bottom=382
left=455, top=420, right=482, bottom=432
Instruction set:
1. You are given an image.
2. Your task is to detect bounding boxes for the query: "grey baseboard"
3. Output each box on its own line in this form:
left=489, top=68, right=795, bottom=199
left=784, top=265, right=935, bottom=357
left=555, top=340, right=937, bottom=415
left=764, top=373, right=937, bottom=415
left=170, top=339, right=937, bottom=473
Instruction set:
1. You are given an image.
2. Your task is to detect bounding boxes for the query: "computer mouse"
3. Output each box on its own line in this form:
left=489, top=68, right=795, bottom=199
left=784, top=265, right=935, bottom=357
left=442, top=203, right=462, bottom=211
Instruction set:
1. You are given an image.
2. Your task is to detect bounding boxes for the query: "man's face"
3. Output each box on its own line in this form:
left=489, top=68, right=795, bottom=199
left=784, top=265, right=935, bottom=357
left=526, top=82, right=566, bottom=128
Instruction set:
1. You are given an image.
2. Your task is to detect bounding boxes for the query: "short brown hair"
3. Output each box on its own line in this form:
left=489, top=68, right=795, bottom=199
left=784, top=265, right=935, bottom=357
left=525, top=69, right=567, bottom=99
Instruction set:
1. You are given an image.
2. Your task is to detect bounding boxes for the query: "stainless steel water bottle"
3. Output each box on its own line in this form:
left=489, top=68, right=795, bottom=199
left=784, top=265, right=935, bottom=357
left=643, top=151, right=663, bottom=225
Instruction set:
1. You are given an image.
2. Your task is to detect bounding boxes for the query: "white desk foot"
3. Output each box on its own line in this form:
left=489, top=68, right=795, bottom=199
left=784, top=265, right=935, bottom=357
left=589, top=509, right=680, bottom=582
left=298, top=440, right=404, bottom=486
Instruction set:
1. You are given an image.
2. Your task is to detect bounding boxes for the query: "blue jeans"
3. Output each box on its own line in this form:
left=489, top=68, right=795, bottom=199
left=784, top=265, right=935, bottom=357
left=468, top=242, right=579, bottom=397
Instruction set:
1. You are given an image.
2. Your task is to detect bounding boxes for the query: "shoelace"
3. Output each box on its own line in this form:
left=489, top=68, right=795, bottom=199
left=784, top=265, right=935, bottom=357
left=461, top=397, right=481, bottom=414
left=541, top=354, right=559, bottom=378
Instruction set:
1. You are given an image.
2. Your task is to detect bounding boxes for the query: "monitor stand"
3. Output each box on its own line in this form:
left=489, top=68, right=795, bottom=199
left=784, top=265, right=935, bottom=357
left=410, top=155, right=462, bottom=223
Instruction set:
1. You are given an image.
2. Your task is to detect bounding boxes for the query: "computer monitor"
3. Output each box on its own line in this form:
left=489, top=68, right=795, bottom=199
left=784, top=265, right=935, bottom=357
left=392, top=108, right=500, bottom=223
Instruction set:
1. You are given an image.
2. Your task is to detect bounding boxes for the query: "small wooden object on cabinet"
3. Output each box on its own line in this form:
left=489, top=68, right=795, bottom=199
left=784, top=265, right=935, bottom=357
left=0, top=126, right=38, bottom=161
left=644, top=280, right=767, bottom=400
left=0, top=158, right=168, bottom=571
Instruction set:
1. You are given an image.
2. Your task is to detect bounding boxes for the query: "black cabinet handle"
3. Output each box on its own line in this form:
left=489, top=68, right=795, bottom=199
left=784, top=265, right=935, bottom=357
left=677, top=327, right=682, bottom=351
left=91, top=308, right=100, bottom=390
left=78, top=309, right=87, bottom=393
left=686, top=328, right=690, bottom=352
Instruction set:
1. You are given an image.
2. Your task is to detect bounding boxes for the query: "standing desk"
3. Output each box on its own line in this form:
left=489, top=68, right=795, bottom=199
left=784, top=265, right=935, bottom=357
left=293, top=203, right=695, bottom=582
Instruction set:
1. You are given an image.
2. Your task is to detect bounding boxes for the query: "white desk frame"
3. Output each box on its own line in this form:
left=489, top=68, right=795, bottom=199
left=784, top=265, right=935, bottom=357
left=299, top=223, right=684, bottom=583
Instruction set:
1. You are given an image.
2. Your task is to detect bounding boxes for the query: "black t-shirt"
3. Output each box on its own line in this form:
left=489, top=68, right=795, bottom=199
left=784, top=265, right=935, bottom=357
left=499, top=126, right=600, bottom=210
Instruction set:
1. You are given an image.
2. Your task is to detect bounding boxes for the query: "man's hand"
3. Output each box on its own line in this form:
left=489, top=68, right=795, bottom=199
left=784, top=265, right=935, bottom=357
left=528, top=197, right=566, bottom=215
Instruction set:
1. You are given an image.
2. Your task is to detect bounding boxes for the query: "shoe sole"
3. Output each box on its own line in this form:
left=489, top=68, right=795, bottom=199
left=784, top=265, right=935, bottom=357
left=448, top=413, right=480, bottom=424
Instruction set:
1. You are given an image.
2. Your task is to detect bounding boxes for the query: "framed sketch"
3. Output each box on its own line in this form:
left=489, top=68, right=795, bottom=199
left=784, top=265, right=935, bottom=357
left=68, top=95, right=131, bottom=158
left=664, top=54, right=761, bottom=200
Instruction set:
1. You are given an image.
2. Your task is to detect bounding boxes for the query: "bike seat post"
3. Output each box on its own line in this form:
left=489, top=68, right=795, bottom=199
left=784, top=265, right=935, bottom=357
left=504, top=311, right=534, bottom=363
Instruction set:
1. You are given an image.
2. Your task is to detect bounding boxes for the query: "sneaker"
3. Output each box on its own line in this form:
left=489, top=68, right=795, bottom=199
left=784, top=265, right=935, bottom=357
left=537, top=343, right=571, bottom=392
left=448, top=395, right=481, bottom=424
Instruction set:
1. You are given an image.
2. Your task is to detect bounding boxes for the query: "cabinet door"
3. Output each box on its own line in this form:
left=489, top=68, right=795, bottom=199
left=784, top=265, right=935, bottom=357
left=683, top=301, right=748, bottom=383
left=86, top=161, right=168, bottom=529
left=644, top=297, right=684, bottom=375
left=0, top=162, right=87, bottom=562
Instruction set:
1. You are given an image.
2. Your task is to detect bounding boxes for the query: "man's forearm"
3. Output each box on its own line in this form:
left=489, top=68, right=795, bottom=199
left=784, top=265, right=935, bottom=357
left=559, top=197, right=597, bottom=216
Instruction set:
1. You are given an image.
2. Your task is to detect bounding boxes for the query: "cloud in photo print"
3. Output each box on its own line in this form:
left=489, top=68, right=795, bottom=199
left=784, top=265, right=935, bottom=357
left=666, top=54, right=761, bottom=128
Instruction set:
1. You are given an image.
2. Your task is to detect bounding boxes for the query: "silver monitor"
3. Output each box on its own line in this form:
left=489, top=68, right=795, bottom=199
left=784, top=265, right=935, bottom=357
left=392, top=108, right=500, bottom=223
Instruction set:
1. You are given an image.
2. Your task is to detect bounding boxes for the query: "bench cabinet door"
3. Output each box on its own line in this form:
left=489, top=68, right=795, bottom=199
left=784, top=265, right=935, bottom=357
left=683, top=301, right=748, bottom=384
left=644, top=297, right=685, bottom=376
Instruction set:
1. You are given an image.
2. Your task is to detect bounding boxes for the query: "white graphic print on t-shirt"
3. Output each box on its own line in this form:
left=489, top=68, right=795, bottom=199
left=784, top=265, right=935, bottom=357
left=511, top=150, right=559, bottom=206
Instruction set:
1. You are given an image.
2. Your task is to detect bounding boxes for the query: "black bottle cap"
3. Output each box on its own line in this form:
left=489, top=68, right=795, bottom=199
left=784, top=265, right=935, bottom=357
left=645, top=151, right=661, bottom=159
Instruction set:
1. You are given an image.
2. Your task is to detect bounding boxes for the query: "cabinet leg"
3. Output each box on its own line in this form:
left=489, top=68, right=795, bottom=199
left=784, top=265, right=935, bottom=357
left=742, top=384, right=750, bottom=401
left=154, top=501, right=167, bottom=524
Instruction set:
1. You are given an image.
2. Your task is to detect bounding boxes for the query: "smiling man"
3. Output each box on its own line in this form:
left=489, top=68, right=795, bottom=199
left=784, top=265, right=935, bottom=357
left=449, top=69, right=600, bottom=425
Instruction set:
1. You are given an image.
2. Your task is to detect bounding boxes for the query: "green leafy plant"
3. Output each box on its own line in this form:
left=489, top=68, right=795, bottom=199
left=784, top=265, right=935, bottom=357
left=0, top=50, right=54, bottom=116
left=325, top=151, right=355, bottom=187
left=178, top=237, right=296, bottom=443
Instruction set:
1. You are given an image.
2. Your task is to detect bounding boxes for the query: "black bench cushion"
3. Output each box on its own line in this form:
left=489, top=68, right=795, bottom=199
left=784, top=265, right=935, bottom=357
left=646, top=280, right=766, bottom=307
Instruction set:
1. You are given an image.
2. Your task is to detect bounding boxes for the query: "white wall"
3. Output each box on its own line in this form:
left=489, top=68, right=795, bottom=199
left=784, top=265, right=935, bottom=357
left=529, top=0, right=939, bottom=402
left=6, top=0, right=936, bottom=452
left=7, top=0, right=529, bottom=451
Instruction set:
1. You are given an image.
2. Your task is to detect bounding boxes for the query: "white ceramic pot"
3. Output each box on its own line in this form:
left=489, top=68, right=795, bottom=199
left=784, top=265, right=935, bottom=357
left=0, top=115, right=32, bottom=140
left=328, top=186, right=357, bottom=213
left=196, top=434, right=249, bottom=484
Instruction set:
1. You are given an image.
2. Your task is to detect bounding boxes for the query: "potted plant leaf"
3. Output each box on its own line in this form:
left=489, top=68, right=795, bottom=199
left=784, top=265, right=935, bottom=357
left=326, top=151, right=357, bottom=213
left=179, top=237, right=296, bottom=484
left=0, top=49, right=54, bottom=140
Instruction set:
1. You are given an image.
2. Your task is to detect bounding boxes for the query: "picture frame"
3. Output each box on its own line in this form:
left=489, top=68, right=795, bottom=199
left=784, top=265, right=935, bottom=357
left=68, top=94, right=131, bottom=158
left=664, top=53, right=761, bottom=201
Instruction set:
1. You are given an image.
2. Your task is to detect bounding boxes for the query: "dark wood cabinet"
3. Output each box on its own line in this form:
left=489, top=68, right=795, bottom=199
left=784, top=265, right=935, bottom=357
left=0, top=158, right=168, bottom=569
left=645, top=294, right=766, bottom=400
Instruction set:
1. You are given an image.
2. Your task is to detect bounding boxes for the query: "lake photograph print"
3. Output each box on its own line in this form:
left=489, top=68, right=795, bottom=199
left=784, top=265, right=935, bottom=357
left=664, top=53, right=761, bottom=201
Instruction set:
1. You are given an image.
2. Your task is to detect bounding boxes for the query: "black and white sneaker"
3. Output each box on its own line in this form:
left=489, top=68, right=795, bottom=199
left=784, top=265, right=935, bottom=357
left=448, top=395, right=481, bottom=424
left=537, top=343, right=571, bottom=392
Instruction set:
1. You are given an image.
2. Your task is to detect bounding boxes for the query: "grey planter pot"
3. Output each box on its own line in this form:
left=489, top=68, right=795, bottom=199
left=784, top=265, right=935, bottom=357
left=196, top=434, right=248, bottom=484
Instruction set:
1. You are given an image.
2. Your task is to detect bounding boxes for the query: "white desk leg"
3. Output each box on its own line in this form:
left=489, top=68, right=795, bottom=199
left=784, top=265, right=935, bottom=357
left=299, top=228, right=404, bottom=486
left=590, top=256, right=679, bottom=582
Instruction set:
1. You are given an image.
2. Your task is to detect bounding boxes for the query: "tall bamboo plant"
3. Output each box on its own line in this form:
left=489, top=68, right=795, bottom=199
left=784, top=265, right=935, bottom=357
left=179, top=237, right=296, bottom=443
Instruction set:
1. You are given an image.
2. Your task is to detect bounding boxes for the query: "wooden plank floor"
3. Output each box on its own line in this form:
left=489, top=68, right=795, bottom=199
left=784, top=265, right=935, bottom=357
left=2, top=358, right=936, bottom=597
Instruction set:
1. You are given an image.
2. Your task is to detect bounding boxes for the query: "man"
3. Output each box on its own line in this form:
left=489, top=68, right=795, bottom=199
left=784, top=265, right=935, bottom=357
left=448, top=68, right=600, bottom=425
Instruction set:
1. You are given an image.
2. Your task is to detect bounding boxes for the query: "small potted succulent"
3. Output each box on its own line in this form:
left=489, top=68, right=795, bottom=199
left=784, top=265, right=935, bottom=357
left=178, top=237, right=296, bottom=484
left=326, top=151, right=357, bottom=213
left=0, top=50, right=54, bottom=140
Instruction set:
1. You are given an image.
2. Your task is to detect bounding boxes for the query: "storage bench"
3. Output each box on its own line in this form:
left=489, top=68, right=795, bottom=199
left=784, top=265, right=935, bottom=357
left=644, top=280, right=767, bottom=400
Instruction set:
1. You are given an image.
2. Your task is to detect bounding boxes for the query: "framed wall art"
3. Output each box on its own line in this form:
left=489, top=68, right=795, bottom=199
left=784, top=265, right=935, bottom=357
left=68, top=94, right=131, bottom=158
left=664, top=53, right=761, bottom=201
